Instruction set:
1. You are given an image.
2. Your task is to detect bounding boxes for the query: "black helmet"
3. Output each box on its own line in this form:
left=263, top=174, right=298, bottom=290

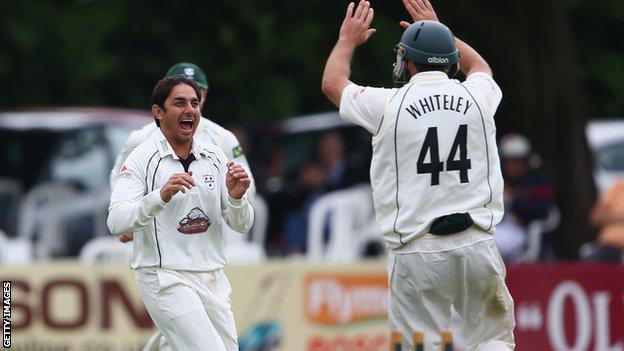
left=393, top=21, right=459, bottom=84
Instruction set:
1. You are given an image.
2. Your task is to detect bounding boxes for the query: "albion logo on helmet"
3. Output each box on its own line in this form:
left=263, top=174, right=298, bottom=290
left=427, top=57, right=450, bottom=64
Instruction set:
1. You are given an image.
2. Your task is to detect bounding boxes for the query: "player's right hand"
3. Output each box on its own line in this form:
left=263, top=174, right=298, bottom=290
left=160, top=172, right=195, bottom=202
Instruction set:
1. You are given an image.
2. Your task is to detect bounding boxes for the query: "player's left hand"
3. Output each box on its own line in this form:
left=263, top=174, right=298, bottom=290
left=339, top=0, right=376, bottom=46
left=400, top=0, right=439, bottom=29
left=226, top=161, right=250, bottom=199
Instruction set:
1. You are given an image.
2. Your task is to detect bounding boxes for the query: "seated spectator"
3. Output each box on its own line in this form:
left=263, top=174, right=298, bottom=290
left=495, top=134, right=556, bottom=262
left=281, top=131, right=363, bottom=255
left=582, top=180, right=624, bottom=262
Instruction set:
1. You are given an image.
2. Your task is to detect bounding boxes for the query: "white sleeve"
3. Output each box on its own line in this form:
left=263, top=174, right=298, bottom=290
left=217, top=152, right=254, bottom=234
left=107, top=150, right=167, bottom=235
left=221, top=130, right=256, bottom=199
left=339, top=83, right=389, bottom=134
left=463, top=73, right=503, bottom=117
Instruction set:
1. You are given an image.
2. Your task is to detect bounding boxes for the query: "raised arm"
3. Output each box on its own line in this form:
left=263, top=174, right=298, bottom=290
left=400, top=0, right=492, bottom=76
left=321, top=0, right=376, bottom=107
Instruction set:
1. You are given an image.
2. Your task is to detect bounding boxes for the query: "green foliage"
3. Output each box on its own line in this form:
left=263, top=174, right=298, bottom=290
left=0, top=0, right=622, bottom=121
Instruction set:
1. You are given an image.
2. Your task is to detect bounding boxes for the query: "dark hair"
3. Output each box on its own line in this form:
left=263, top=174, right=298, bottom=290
left=413, top=63, right=450, bottom=73
left=151, top=75, right=201, bottom=126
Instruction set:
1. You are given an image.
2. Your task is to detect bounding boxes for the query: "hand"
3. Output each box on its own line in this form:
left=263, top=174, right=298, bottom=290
left=226, top=162, right=250, bottom=199
left=399, top=0, right=439, bottom=30
left=118, top=232, right=134, bottom=243
left=160, top=172, right=195, bottom=202
left=338, top=0, right=376, bottom=47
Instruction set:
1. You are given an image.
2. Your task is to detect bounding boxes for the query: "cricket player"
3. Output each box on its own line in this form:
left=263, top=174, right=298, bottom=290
left=321, top=0, right=515, bottom=349
left=110, top=63, right=257, bottom=350
left=110, top=62, right=255, bottom=214
left=107, top=75, right=253, bottom=351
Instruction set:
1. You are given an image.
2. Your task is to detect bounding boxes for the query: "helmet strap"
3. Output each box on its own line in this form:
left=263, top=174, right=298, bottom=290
left=392, top=45, right=409, bottom=86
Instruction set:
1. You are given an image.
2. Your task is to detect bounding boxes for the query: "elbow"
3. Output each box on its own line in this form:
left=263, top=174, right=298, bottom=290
left=321, top=78, right=342, bottom=107
left=107, top=207, right=129, bottom=235
left=321, top=77, right=334, bottom=97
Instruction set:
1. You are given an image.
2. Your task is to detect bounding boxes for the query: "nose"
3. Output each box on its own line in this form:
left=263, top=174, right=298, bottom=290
left=182, top=101, right=196, bottom=114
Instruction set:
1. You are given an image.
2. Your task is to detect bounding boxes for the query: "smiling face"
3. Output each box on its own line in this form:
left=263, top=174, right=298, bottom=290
left=152, top=83, right=201, bottom=149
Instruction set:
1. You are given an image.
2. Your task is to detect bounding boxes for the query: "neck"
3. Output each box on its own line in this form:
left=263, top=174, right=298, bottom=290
left=162, top=129, right=192, bottom=159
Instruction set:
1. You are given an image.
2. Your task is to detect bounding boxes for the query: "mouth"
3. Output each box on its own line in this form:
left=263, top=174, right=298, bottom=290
left=179, top=118, right=194, bottom=132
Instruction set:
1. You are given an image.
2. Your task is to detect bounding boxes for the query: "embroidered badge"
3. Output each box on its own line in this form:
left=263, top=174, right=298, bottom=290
left=232, top=145, right=243, bottom=158
left=184, top=67, right=195, bottom=77
left=203, top=174, right=215, bottom=190
left=178, top=207, right=210, bottom=234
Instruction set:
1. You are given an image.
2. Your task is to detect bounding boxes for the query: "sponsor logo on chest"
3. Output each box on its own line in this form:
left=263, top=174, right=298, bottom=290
left=178, top=207, right=210, bottom=234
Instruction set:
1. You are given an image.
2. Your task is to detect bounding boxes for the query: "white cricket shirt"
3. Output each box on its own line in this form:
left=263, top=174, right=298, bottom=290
left=340, top=71, right=504, bottom=251
left=107, top=129, right=254, bottom=271
left=110, top=117, right=256, bottom=197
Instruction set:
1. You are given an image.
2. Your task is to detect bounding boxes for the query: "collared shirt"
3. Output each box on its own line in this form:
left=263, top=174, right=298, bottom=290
left=107, top=129, right=254, bottom=271
left=109, top=117, right=256, bottom=199
left=340, top=71, right=504, bottom=252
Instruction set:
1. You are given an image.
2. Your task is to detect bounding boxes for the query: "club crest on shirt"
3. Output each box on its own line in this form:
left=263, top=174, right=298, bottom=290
left=178, top=207, right=210, bottom=234
left=203, top=173, right=215, bottom=190
left=119, top=165, right=133, bottom=178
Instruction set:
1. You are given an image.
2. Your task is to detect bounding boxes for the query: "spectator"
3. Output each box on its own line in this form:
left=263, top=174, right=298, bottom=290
left=280, top=130, right=361, bottom=255
left=582, top=180, right=624, bottom=261
left=495, top=134, right=556, bottom=262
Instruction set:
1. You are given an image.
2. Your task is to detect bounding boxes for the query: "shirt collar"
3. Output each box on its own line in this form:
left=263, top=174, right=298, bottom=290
left=153, top=127, right=209, bottom=160
left=408, top=71, right=450, bottom=84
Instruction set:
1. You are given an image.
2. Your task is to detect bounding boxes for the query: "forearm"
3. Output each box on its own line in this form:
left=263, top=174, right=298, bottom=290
left=455, top=37, right=491, bottom=76
left=225, top=195, right=254, bottom=234
left=322, top=38, right=356, bottom=107
left=107, top=189, right=167, bottom=235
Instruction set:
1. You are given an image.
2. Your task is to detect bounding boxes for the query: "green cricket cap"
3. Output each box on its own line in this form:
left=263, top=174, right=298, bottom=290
left=166, top=62, right=209, bottom=90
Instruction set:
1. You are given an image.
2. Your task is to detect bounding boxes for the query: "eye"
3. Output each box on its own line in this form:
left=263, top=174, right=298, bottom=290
left=192, top=101, right=199, bottom=107
left=174, top=101, right=184, bottom=107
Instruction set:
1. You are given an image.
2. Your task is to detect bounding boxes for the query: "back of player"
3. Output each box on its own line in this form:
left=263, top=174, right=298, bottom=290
left=373, top=72, right=504, bottom=249
left=321, top=1, right=515, bottom=349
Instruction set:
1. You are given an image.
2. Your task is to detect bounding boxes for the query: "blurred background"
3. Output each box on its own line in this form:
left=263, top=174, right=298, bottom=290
left=0, top=0, right=623, bottom=350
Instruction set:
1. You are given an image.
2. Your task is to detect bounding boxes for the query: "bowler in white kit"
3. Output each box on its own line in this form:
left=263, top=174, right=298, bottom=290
left=108, top=75, right=253, bottom=351
left=322, top=0, right=515, bottom=349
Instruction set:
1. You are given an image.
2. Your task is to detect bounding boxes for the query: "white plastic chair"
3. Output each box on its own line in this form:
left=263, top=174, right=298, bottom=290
left=307, top=184, right=384, bottom=261
left=79, top=236, right=133, bottom=262
left=519, top=206, right=561, bottom=263
left=249, top=194, right=269, bottom=247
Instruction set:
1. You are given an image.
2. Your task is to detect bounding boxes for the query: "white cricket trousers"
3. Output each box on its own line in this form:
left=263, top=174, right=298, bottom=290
left=135, top=267, right=238, bottom=351
left=388, top=237, right=516, bottom=351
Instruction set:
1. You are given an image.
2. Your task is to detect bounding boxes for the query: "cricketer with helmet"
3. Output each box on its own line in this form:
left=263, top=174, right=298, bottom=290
left=322, top=0, right=515, bottom=349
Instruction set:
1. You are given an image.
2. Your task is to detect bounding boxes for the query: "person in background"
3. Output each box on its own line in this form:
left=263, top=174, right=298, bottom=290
left=495, top=133, right=556, bottom=262
left=583, top=180, right=624, bottom=261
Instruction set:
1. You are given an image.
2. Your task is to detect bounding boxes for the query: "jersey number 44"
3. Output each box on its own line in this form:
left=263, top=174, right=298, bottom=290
left=417, top=124, right=471, bottom=186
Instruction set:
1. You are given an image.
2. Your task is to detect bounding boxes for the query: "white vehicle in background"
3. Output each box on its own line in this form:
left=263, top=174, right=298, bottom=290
left=585, top=119, right=624, bottom=193
left=0, top=107, right=152, bottom=261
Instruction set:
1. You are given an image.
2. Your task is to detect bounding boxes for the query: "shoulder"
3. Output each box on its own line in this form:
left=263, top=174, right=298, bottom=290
left=196, top=140, right=228, bottom=165
left=125, top=122, right=158, bottom=150
left=201, top=118, right=238, bottom=142
left=127, top=137, right=160, bottom=166
left=462, top=73, right=501, bottom=96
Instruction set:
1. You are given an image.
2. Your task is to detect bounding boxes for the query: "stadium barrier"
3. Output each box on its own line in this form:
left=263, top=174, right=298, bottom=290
left=0, top=261, right=622, bottom=350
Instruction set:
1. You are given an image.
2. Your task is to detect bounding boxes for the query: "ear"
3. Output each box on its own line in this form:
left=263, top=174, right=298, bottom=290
left=151, top=105, right=164, bottom=122
left=406, top=61, right=417, bottom=76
